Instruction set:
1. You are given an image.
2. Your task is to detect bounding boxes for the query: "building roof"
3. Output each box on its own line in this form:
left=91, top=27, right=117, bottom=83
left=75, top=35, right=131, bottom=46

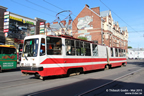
left=47, top=21, right=72, bottom=32
left=121, top=27, right=127, bottom=31
left=100, top=10, right=110, bottom=17
left=0, top=6, right=7, bottom=10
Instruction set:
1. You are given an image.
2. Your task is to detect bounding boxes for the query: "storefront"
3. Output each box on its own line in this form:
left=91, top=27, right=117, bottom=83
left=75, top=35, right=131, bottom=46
left=3, top=11, right=36, bottom=62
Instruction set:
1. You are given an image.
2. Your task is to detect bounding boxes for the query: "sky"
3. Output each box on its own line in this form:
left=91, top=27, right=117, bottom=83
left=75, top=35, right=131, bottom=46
left=0, top=0, right=144, bottom=48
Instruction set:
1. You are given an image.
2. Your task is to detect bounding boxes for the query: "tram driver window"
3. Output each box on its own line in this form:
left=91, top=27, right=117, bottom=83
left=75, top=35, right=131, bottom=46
left=47, top=37, right=62, bottom=55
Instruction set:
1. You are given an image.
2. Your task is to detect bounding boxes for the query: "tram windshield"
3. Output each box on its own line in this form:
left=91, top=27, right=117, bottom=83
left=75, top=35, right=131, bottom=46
left=23, top=38, right=39, bottom=57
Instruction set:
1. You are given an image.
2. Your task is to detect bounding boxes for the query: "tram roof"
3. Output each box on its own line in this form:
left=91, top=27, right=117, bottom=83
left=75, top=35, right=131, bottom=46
left=24, top=34, right=94, bottom=43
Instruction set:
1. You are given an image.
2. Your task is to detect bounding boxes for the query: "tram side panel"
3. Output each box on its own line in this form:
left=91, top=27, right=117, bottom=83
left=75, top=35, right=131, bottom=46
left=109, top=47, right=127, bottom=67
left=93, top=45, right=108, bottom=69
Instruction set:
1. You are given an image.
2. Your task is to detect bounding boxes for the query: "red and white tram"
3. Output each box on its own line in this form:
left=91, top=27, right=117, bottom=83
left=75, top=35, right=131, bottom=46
left=20, top=35, right=127, bottom=79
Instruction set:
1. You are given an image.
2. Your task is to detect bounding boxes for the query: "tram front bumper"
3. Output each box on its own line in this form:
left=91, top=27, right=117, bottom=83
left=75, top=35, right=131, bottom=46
left=20, top=66, right=43, bottom=71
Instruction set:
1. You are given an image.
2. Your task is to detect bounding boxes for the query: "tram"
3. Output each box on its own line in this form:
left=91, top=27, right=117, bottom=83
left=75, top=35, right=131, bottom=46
left=20, top=34, right=127, bottom=79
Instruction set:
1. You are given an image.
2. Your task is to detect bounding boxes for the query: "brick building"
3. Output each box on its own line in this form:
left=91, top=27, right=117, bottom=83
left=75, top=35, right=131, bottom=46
left=72, top=4, right=128, bottom=52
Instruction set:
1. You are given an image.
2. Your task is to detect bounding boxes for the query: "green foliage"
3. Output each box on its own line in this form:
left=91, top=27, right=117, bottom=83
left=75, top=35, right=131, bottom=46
left=128, top=46, right=132, bottom=49
left=78, top=36, right=87, bottom=40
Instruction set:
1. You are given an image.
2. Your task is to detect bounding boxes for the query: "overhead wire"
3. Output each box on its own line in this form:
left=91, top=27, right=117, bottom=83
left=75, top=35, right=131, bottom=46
left=43, top=0, right=64, bottom=10
left=43, top=0, right=77, bottom=17
left=42, top=0, right=79, bottom=36
left=25, top=0, right=66, bottom=17
left=11, top=0, right=54, bottom=17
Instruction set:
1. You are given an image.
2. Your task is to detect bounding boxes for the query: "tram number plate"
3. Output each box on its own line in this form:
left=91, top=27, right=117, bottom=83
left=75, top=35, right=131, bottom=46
left=25, top=63, right=30, bottom=66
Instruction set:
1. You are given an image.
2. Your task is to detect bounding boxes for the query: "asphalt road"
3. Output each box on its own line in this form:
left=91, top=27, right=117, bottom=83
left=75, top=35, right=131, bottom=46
left=0, top=60, right=144, bottom=96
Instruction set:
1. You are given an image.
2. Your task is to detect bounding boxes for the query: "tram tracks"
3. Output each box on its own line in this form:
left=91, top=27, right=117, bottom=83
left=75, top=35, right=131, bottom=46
left=77, top=68, right=144, bottom=96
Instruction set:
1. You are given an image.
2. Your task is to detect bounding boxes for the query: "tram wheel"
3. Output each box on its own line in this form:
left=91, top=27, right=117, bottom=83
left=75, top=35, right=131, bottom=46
left=34, top=74, right=40, bottom=79
left=76, top=69, right=81, bottom=75
left=104, top=65, right=109, bottom=70
left=121, top=63, right=126, bottom=67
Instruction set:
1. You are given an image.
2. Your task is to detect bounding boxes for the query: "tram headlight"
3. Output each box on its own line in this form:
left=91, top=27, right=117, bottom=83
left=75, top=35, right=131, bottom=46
left=21, top=63, right=24, bottom=66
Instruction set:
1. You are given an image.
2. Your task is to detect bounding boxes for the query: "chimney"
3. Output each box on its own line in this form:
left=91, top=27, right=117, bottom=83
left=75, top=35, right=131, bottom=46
left=60, top=20, right=66, bottom=26
left=53, top=22, right=58, bottom=24
left=46, top=23, right=50, bottom=27
left=85, top=4, right=89, bottom=8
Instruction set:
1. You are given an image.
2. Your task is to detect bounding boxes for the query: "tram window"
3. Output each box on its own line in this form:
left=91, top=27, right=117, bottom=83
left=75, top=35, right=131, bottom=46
left=84, top=43, right=91, bottom=56
left=123, top=49, right=126, bottom=56
left=119, top=49, right=122, bottom=57
left=92, top=44, right=98, bottom=56
left=46, top=37, right=62, bottom=55
left=115, top=48, right=118, bottom=57
left=71, top=40, right=74, bottom=47
left=111, top=48, right=113, bottom=57
left=80, top=41, right=84, bottom=56
left=40, top=38, right=45, bottom=56
left=65, top=39, right=75, bottom=55
left=75, top=40, right=84, bottom=56
left=76, top=40, right=80, bottom=47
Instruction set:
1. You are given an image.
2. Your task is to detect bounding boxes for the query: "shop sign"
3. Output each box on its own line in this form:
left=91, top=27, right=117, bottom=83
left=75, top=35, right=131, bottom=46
left=40, top=29, right=45, bottom=32
left=4, top=29, right=9, bottom=33
left=40, top=25, right=45, bottom=28
left=14, top=38, right=24, bottom=43
left=4, top=18, right=9, bottom=22
left=9, top=16, right=34, bottom=25
left=39, top=22, right=45, bottom=33
left=4, top=15, right=9, bottom=19
left=23, top=20, right=34, bottom=25
left=10, top=16, right=22, bottom=22
left=4, top=25, right=9, bottom=29
left=40, top=22, right=44, bottom=25
left=4, top=22, right=9, bottom=26
left=4, top=11, right=9, bottom=15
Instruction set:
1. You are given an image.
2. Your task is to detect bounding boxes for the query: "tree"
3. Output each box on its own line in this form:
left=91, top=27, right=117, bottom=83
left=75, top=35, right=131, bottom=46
left=128, top=46, right=132, bottom=49
left=78, top=36, right=87, bottom=40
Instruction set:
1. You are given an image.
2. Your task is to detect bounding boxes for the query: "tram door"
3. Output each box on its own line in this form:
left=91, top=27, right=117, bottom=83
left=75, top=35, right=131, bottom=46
left=106, top=47, right=110, bottom=64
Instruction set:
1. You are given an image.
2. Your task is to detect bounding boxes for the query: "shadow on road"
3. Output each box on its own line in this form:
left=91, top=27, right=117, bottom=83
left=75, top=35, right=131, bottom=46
left=127, top=59, right=144, bottom=67
left=22, top=78, right=144, bottom=96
